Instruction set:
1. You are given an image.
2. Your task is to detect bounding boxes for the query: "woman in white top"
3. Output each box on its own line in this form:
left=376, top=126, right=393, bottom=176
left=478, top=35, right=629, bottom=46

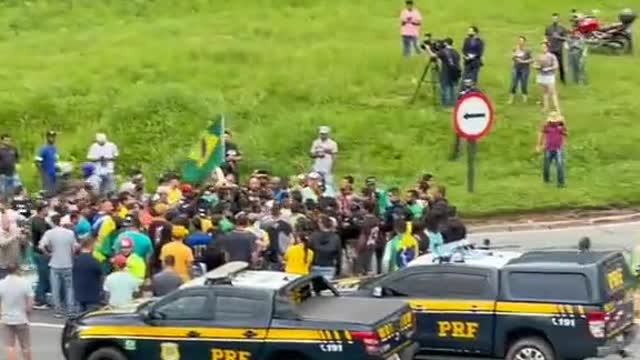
left=534, top=41, right=560, bottom=112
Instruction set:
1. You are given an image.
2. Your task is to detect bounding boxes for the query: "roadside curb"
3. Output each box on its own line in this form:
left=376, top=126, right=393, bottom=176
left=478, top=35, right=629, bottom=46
left=469, top=213, right=640, bottom=234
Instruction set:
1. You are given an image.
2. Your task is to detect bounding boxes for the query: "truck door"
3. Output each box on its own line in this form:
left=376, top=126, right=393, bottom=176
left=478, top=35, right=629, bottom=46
left=207, top=287, right=271, bottom=359
left=382, top=266, right=497, bottom=354
left=145, top=288, right=215, bottom=360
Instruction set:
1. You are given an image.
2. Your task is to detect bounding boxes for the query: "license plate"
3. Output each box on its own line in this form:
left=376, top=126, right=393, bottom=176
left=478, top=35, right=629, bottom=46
left=386, top=354, right=401, bottom=360
left=616, top=335, right=624, bottom=342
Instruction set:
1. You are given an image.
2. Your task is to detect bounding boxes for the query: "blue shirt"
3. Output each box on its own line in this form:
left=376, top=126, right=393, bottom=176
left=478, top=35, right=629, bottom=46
left=73, top=253, right=102, bottom=303
left=185, top=232, right=212, bottom=249
left=463, top=37, right=485, bottom=60
left=37, top=145, right=58, bottom=177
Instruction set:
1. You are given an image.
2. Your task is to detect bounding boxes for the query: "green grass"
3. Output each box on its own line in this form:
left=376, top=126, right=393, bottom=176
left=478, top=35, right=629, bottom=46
left=1, top=0, right=639, bottom=216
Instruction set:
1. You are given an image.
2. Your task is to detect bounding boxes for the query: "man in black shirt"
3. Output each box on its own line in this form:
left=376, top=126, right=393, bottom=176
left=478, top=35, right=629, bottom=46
left=222, top=131, right=243, bottom=181
left=435, top=38, right=462, bottom=107
left=30, top=203, right=51, bottom=308
left=218, top=213, right=257, bottom=264
left=462, top=26, right=485, bottom=83
left=0, top=134, right=20, bottom=200
left=545, top=13, right=568, bottom=84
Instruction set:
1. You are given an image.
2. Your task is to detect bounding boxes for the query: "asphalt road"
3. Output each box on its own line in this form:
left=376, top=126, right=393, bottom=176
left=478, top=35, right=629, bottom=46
left=3, top=221, right=639, bottom=360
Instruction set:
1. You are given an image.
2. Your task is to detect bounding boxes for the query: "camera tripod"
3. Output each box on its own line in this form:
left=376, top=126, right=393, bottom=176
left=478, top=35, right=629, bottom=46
left=410, top=57, right=440, bottom=106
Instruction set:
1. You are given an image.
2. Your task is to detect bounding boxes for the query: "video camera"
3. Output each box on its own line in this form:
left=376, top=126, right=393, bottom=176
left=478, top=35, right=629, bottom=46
left=420, top=33, right=447, bottom=54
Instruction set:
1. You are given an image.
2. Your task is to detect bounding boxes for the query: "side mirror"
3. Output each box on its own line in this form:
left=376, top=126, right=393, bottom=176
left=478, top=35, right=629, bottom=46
left=142, top=308, right=165, bottom=322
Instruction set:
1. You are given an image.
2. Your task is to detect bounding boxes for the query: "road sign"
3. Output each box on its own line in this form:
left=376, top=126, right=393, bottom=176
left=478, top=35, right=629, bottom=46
left=451, top=91, right=495, bottom=193
left=453, top=92, right=495, bottom=141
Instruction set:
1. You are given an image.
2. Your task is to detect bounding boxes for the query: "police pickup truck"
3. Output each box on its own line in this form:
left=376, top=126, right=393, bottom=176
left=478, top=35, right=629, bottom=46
left=62, top=262, right=418, bottom=360
left=335, top=249, right=637, bottom=360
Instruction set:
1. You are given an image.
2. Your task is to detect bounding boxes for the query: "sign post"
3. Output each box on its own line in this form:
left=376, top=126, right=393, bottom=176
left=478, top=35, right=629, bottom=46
left=453, top=92, right=495, bottom=193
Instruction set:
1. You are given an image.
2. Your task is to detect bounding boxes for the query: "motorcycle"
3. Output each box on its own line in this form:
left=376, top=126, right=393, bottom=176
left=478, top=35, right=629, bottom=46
left=570, top=8, right=636, bottom=53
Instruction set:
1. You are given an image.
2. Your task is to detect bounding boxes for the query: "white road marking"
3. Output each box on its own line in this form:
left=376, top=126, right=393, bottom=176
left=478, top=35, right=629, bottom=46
left=471, top=221, right=640, bottom=237
left=31, top=322, right=64, bottom=329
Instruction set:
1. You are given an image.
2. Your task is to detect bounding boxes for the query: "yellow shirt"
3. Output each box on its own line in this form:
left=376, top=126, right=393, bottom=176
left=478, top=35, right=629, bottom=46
left=117, top=207, right=129, bottom=220
left=160, top=241, right=194, bottom=282
left=167, top=188, right=182, bottom=206
left=93, top=215, right=116, bottom=262
left=285, top=244, right=314, bottom=276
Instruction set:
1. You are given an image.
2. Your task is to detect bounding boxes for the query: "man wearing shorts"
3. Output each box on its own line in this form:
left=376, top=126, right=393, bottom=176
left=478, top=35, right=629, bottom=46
left=0, top=263, right=32, bottom=360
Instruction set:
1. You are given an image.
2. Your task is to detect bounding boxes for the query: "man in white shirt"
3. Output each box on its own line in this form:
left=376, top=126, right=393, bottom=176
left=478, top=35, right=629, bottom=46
left=0, top=263, right=33, bottom=360
left=87, top=133, right=119, bottom=196
left=310, top=126, right=338, bottom=195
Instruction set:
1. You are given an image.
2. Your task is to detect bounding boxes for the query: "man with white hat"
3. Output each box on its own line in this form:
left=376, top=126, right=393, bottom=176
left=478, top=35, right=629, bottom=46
left=310, top=126, right=338, bottom=192
left=87, top=133, right=119, bottom=196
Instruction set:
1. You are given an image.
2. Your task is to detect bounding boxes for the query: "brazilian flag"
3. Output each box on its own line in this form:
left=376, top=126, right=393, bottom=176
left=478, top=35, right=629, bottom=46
left=181, top=115, right=226, bottom=184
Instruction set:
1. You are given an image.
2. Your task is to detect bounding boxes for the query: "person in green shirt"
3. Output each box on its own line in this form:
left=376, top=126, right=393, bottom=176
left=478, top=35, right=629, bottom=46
left=363, top=176, right=390, bottom=217
left=382, top=220, right=419, bottom=273
left=118, top=237, right=147, bottom=280
left=406, top=189, right=424, bottom=220
left=113, top=214, right=153, bottom=261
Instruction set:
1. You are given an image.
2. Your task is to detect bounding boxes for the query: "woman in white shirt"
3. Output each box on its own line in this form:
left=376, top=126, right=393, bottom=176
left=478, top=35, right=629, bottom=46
left=534, top=41, right=560, bottom=112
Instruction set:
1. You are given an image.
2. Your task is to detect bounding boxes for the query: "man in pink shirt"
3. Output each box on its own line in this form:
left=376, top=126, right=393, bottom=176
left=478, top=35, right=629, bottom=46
left=536, top=112, right=567, bottom=187
left=400, top=0, right=423, bottom=57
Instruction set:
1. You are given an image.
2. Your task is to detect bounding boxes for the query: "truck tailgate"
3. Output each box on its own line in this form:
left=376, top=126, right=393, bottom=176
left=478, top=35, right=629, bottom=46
left=297, top=297, right=416, bottom=357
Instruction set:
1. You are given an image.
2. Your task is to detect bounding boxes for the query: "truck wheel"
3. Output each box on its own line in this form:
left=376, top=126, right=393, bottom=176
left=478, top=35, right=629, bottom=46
left=86, top=347, right=128, bottom=360
left=506, top=337, right=555, bottom=360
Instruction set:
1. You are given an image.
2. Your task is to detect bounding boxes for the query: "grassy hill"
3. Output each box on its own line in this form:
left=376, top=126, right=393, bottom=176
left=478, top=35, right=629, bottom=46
left=1, top=0, right=639, bottom=215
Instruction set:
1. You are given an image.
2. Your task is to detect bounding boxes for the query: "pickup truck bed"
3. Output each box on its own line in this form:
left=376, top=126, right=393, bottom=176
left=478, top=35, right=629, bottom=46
left=296, top=297, right=406, bottom=325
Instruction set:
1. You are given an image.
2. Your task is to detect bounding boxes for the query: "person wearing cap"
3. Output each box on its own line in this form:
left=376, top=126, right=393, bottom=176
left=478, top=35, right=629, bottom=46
left=35, top=130, right=59, bottom=197
left=301, top=172, right=324, bottom=203
left=87, top=133, right=119, bottom=196
left=113, top=214, right=153, bottom=263
left=117, top=237, right=147, bottom=280
left=536, top=112, right=567, bottom=187
left=310, top=126, right=338, bottom=188
left=103, top=254, right=142, bottom=308
left=160, top=226, right=194, bottom=282
left=80, top=163, right=101, bottom=197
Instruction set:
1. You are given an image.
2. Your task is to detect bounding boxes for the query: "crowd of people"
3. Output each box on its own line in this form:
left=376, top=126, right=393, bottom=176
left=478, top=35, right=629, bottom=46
left=0, top=123, right=466, bottom=328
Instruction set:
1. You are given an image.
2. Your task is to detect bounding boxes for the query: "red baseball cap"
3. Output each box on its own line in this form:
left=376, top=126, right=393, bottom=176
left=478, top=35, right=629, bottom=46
left=120, top=237, right=133, bottom=249
left=111, top=254, right=128, bottom=269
